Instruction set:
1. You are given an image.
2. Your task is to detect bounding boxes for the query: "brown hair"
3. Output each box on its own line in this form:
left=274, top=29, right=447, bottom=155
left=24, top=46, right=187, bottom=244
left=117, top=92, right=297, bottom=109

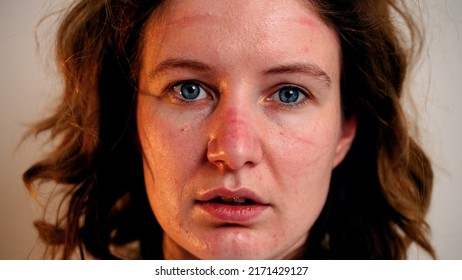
left=24, top=0, right=435, bottom=259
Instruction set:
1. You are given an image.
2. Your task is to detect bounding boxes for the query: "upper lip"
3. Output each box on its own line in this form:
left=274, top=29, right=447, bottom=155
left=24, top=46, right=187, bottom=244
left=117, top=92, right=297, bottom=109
left=196, top=188, right=269, bottom=205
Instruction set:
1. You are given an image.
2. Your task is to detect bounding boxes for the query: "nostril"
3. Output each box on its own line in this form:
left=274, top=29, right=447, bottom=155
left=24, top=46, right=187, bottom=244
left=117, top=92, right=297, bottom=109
left=213, top=160, right=225, bottom=169
left=207, top=138, right=226, bottom=168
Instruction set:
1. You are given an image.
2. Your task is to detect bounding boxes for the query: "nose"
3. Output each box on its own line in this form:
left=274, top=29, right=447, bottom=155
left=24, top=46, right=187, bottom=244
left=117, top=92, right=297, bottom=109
left=207, top=106, right=263, bottom=170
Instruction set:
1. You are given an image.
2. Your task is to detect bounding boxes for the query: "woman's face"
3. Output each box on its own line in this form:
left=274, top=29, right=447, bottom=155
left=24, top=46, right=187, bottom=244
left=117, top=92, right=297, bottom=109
left=137, top=0, right=356, bottom=259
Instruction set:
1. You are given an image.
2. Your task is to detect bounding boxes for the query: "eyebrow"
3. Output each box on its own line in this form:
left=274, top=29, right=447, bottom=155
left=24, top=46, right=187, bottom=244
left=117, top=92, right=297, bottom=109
left=263, top=63, right=332, bottom=88
left=148, top=58, right=332, bottom=88
left=149, top=58, right=212, bottom=80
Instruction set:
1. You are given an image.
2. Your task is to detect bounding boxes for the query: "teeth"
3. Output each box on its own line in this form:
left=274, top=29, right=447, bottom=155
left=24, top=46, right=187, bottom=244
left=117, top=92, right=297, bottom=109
left=221, top=196, right=236, bottom=204
left=233, top=197, right=246, bottom=204
left=220, top=196, right=248, bottom=205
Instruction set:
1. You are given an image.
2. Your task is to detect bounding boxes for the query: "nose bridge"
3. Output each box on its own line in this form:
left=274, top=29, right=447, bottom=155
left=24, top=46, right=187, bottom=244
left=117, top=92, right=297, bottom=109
left=207, top=93, right=263, bottom=170
left=218, top=106, right=252, bottom=150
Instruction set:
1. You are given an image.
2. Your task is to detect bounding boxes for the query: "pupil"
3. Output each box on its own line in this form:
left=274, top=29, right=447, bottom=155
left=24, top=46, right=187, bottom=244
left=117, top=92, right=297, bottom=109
left=181, top=82, right=200, bottom=100
left=279, top=87, right=299, bottom=103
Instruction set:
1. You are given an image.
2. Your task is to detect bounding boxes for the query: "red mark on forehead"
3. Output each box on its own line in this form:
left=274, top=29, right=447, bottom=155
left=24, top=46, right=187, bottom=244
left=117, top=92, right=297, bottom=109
left=274, top=17, right=319, bottom=28
left=169, top=14, right=217, bottom=27
left=292, top=17, right=318, bottom=27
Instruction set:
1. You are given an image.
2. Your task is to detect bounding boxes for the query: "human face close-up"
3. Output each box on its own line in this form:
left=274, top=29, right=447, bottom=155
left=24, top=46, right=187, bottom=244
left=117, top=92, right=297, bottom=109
left=136, top=0, right=356, bottom=259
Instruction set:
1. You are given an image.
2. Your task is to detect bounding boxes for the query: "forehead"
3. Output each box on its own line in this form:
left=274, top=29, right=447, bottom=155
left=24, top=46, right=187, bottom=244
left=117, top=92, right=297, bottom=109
left=146, top=0, right=323, bottom=33
left=141, top=0, right=340, bottom=82
left=144, top=0, right=335, bottom=43
left=154, top=0, right=318, bottom=23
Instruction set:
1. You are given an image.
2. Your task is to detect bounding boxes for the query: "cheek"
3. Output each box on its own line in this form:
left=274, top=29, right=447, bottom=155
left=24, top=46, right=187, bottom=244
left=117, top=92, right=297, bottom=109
left=267, top=115, right=341, bottom=229
left=137, top=101, right=205, bottom=215
left=272, top=120, right=340, bottom=182
left=277, top=129, right=336, bottom=216
left=137, top=100, right=206, bottom=177
left=266, top=98, right=343, bottom=179
left=137, top=101, right=217, bottom=204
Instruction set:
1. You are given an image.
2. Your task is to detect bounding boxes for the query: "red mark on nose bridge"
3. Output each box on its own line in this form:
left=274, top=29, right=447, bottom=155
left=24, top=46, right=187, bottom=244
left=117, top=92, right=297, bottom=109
left=220, top=107, right=250, bottom=139
left=222, top=107, right=246, bottom=125
left=225, top=107, right=239, bottom=119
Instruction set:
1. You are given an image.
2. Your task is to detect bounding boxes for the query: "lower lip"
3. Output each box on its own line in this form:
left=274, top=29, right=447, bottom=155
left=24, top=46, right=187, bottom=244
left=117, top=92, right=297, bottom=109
left=197, top=202, right=268, bottom=223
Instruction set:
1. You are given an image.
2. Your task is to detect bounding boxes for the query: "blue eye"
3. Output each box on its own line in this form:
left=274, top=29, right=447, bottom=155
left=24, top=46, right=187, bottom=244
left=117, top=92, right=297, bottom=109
left=277, top=86, right=305, bottom=104
left=173, top=81, right=208, bottom=100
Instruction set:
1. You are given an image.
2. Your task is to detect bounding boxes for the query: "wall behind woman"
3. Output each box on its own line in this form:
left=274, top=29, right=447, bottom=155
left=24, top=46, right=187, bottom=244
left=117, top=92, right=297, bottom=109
left=409, top=0, right=462, bottom=260
left=0, top=0, right=460, bottom=259
left=0, top=0, right=69, bottom=259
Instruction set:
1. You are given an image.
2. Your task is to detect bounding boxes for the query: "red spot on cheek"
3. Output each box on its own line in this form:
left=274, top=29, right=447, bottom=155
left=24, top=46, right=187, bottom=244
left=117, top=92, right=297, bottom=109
left=299, top=47, right=310, bottom=54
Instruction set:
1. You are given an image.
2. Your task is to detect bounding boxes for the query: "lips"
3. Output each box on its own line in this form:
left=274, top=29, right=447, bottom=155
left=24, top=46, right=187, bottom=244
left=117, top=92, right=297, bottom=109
left=196, top=188, right=269, bottom=223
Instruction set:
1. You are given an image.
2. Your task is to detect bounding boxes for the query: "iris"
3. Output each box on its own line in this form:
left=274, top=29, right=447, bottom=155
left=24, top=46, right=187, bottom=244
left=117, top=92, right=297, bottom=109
left=278, top=87, right=300, bottom=103
left=180, top=82, right=201, bottom=100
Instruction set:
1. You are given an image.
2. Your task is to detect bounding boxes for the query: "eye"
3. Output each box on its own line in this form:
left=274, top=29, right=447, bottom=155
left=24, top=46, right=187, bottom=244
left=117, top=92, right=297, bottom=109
left=173, top=81, right=209, bottom=101
left=270, top=86, right=308, bottom=104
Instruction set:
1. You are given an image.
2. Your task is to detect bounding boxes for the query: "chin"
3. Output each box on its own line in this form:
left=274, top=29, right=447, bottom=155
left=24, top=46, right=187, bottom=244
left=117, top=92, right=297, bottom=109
left=195, top=247, right=272, bottom=260
left=184, top=228, right=287, bottom=260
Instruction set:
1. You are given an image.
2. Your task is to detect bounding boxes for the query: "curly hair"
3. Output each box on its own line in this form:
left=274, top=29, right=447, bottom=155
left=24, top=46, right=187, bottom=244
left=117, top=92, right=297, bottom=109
left=23, top=0, right=435, bottom=259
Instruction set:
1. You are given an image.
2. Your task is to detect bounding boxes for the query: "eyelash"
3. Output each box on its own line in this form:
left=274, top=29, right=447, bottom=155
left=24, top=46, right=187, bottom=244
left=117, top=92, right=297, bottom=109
left=165, top=80, right=313, bottom=108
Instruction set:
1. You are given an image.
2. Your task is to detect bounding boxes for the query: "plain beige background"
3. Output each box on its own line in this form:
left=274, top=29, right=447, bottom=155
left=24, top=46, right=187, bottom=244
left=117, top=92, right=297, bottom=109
left=1, top=0, right=461, bottom=259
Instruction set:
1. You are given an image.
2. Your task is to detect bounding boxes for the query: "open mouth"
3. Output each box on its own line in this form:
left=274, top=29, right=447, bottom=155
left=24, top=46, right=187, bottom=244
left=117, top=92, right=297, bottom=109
left=196, top=189, right=268, bottom=222
left=208, top=196, right=257, bottom=206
